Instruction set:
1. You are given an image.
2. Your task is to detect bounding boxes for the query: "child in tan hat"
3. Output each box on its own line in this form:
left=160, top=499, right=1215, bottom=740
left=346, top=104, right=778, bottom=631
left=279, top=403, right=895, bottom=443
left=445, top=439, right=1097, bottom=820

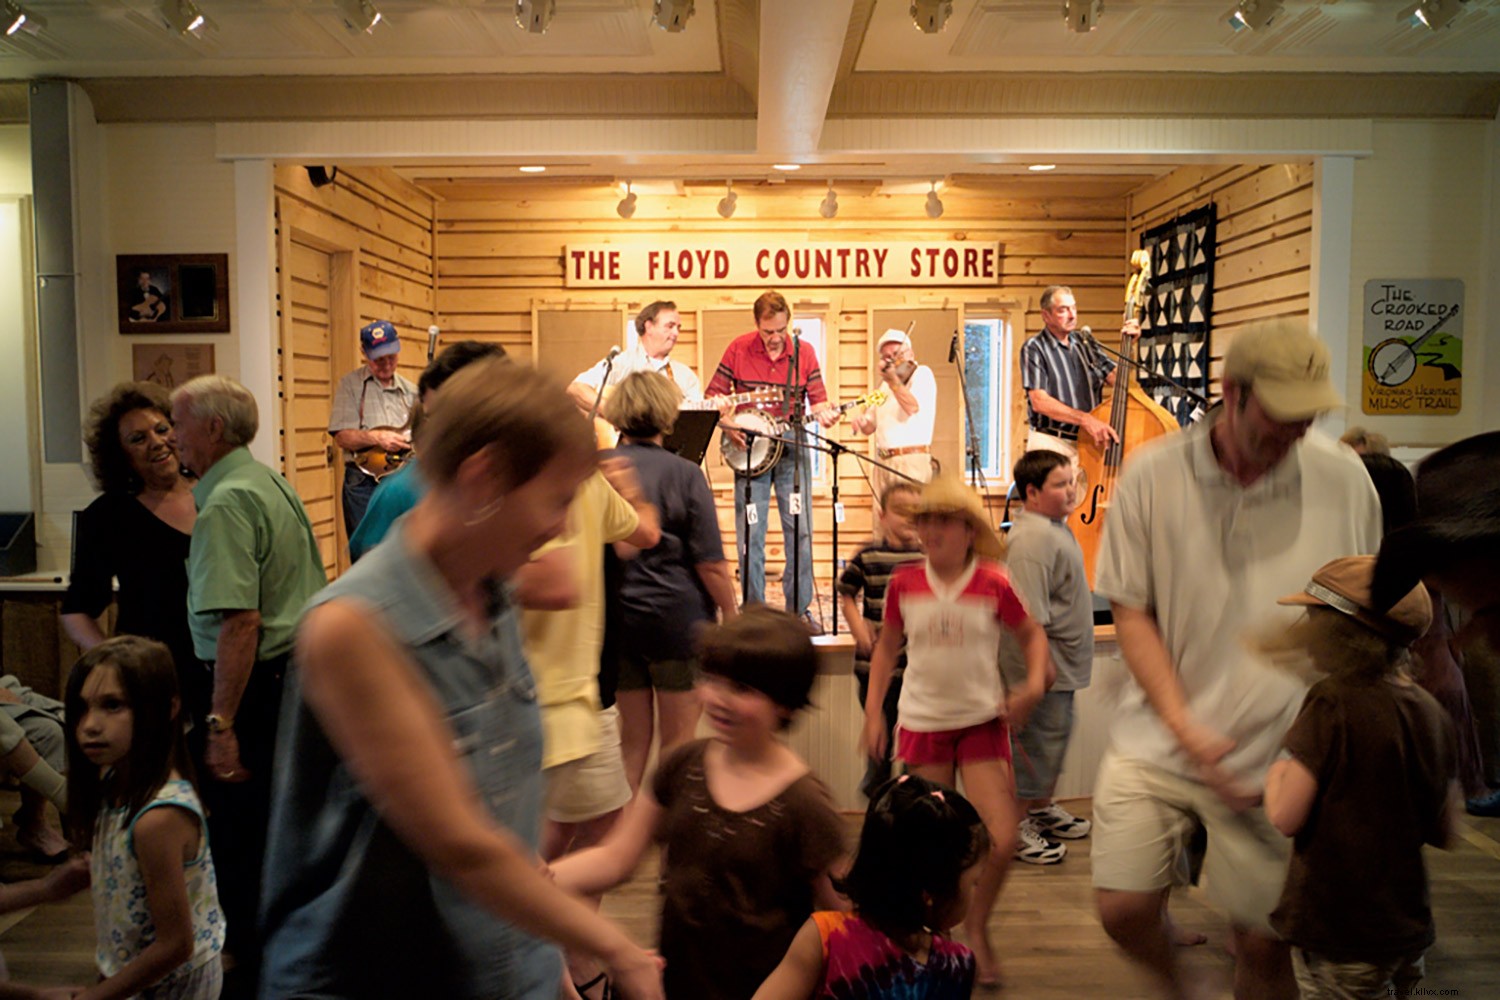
left=861, top=475, right=1052, bottom=986
left=1262, top=555, right=1459, bottom=1000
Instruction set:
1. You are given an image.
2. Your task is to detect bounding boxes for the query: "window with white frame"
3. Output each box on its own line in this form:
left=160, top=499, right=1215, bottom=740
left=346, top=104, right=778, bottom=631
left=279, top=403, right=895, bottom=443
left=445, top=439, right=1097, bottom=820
left=962, top=317, right=1014, bottom=481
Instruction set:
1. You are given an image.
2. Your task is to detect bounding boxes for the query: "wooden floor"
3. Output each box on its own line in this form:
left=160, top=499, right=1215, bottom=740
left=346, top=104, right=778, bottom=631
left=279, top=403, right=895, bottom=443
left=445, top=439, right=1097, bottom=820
left=4, top=793, right=1500, bottom=997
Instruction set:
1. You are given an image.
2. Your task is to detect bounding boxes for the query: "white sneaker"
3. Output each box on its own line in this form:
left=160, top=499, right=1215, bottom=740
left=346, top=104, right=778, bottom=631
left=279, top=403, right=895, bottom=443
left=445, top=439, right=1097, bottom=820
left=1029, top=803, right=1092, bottom=840
left=1014, top=817, right=1066, bottom=865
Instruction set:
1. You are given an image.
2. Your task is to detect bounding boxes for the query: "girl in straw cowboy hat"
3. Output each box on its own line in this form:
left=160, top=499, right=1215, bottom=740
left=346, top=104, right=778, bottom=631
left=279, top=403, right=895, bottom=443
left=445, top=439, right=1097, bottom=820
left=862, top=475, right=1053, bottom=988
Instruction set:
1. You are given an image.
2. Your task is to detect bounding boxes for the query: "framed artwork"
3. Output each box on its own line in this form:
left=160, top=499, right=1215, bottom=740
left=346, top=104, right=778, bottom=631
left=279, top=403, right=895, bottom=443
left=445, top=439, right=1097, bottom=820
left=116, top=253, right=230, bottom=334
left=131, top=343, right=215, bottom=389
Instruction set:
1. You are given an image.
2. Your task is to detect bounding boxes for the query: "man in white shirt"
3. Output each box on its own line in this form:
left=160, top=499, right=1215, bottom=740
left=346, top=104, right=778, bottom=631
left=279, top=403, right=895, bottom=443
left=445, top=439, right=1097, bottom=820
left=853, top=329, right=937, bottom=516
left=567, top=301, right=702, bottom=414
left=1091, top=319, right=1382, bottom=1000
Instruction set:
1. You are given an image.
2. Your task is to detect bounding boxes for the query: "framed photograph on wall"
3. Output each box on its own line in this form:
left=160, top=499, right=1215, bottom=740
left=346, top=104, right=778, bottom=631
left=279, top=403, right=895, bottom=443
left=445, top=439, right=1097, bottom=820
left=116, top=253, right=230, bottom=333
left=131, top=343, right=215, bottom=389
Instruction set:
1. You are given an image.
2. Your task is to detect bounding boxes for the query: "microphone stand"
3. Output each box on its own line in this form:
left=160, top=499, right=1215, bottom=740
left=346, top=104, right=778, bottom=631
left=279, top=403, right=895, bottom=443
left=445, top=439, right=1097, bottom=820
left=1079, top=329, right=1210, bottom=414
left=801, top=425, right=922, bottom=637
left=787, top=336, right=805, bottom=619
left=738, top=424, right=759, bottom=607
left=588, top=352, right=618, bottom=423
left=949, top=331, right=986, bottom=490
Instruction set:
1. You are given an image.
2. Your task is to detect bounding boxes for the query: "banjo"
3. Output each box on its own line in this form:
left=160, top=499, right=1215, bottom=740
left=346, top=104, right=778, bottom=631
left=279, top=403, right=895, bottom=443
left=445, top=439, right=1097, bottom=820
left=720, top=390, right=888, bottom=477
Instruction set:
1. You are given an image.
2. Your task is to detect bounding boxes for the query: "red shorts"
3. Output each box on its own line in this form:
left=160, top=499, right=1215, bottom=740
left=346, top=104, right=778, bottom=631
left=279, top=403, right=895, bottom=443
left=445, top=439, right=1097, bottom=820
left=897, top=717, right=1012, bottom=767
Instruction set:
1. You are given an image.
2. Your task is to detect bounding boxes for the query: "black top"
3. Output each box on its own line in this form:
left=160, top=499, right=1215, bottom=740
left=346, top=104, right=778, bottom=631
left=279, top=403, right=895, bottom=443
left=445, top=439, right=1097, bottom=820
left=610, top=441, right=725, bottom=661
left=62, top=491, right=195, bottom=676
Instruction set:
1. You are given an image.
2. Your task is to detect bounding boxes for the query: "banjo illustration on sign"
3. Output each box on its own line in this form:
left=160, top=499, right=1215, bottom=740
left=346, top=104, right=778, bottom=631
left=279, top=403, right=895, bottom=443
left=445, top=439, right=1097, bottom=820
left=1368, top=305, right=1459, bottom=388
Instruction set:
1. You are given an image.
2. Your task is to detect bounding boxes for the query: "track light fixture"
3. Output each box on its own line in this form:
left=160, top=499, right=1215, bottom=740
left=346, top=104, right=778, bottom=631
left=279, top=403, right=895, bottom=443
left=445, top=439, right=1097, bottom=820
left=1228, top=0, right=1283, bottom=31
left=1403, top=0, right=1464, bottom=30
left=924, top=182, right=944, bottom=220
left=652, top=0, right=694, bottom=32
left=516, top=0, right=556, bottom=34
left=910, top=0, right=954, bottom=33
left=1062, top=0, right=1102, bottom=33
left=335, top=0, right=382, bottom=33
left=3, top=1, right=44, bottom=36
left=617, top=183, right=638, bottom=220
left=819, top=182, right=839, bottom=220
left=159, top=0, right=210, bottom=37
left=717, top=182, right=738, bottom=219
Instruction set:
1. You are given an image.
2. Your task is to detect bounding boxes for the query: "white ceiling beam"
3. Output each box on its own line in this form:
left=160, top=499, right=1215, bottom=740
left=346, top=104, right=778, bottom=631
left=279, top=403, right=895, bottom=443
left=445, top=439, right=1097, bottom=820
left=756, top=0, right=857, bottom=160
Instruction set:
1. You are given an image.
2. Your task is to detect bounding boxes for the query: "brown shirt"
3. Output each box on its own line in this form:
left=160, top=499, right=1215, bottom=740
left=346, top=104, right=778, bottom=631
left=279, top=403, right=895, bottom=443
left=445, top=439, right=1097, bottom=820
left=1270, top=674, right=1456, bottom=960
left=653, top=739, right=846, bottom=1000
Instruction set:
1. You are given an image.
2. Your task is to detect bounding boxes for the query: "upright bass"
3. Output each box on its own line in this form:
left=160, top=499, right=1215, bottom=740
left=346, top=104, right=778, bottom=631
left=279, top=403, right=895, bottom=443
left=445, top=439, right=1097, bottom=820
left=1071, top=249, right=1179, bottom=588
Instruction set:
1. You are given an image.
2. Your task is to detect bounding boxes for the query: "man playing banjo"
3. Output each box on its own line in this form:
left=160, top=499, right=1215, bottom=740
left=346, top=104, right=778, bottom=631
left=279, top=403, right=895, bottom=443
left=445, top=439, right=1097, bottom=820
left=706, top=291, right=839, bottom=631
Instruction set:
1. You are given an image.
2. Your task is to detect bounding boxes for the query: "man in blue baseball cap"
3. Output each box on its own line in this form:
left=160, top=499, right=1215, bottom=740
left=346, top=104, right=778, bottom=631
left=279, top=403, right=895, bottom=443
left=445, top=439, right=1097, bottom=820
left=328, top=319, right=418, bottom=541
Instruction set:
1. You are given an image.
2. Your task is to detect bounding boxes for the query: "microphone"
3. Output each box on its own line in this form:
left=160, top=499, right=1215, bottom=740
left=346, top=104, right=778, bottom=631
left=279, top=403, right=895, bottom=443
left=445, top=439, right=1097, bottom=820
left=426, top=324, right=440, bottom=360
left=605, top=345, right=622, bottom=362
left=948, top=333, right=958, bottom=364
left=1076, top=325, right=1098, bottom=348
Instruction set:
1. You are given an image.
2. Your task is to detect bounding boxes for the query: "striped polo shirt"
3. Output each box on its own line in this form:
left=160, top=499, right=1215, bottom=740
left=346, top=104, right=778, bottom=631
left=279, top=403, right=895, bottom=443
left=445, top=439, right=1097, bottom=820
left=1019, top=329, right=1115, bottom=441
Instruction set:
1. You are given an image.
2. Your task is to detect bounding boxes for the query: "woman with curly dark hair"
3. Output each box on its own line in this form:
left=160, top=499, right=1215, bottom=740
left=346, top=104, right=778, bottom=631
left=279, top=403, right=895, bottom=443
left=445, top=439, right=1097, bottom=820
left=61, top=381, right=201, bottom=736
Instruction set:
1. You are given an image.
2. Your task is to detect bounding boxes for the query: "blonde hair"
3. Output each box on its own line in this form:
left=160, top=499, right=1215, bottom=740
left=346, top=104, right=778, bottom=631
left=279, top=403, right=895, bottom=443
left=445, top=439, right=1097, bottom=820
left=602, top=371, right=682, bottom=438
left=417, top=358, right=593, bottom=489
left=1254, top=606, right=1411, bottom=684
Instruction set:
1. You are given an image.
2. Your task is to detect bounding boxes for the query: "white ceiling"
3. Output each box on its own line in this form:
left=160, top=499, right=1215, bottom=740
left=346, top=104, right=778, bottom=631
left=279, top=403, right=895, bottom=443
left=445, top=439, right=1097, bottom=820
left=2, top=0, right=1496, bottom=79
left=1, top=0, right=1496, bottom=183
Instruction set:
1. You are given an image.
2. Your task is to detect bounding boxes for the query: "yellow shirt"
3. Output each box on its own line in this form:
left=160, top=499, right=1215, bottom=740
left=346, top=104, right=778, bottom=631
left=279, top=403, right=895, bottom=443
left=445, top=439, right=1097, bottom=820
left=521, top=470, right=640, bottom=768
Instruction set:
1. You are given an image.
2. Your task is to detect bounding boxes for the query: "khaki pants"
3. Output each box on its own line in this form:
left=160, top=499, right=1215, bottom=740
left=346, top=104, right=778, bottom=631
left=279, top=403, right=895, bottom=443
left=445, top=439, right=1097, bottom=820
left=871, top=451, right=935, bottom=516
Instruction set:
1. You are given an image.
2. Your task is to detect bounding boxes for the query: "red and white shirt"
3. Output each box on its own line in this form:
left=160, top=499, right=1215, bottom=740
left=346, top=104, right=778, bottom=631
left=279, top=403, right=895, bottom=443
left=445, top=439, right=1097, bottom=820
left=884, top=558, right=1030, bottom=732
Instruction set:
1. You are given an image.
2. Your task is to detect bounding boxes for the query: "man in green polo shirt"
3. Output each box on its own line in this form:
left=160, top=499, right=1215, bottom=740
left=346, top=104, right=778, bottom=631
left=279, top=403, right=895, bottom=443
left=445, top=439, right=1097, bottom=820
left=171, top=374, right=326, bottom=993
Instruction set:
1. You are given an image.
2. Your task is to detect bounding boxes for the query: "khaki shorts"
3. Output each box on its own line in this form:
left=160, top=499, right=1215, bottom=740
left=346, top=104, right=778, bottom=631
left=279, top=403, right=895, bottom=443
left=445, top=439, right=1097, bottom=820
left=543, top=706, right=632, bottom=824
left=1091, top=751, right=1291, bottom=933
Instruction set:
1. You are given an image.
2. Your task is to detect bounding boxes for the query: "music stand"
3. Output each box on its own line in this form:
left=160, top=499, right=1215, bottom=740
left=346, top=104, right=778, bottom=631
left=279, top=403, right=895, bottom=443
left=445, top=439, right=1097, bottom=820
left=665, top=410, right=720, bottom=466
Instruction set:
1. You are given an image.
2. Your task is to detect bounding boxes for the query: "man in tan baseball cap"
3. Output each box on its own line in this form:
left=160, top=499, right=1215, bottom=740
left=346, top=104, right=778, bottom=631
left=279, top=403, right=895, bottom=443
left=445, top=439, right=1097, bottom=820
left=1089, top=317, right=1382, bottom=997
left=1216, top=319, right=1345, bottom=484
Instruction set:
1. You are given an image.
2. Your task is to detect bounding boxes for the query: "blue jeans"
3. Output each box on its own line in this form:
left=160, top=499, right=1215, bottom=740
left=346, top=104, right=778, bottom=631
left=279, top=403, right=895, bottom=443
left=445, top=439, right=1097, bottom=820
left=733, top=446, right=815, bottom=616
left=342, top=465, right=377, bottom=538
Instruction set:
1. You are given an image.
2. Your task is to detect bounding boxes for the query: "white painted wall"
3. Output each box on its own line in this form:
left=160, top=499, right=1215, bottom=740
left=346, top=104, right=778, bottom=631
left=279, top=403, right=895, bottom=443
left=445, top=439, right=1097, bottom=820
left=0, top=126, right=31, bottom=194
left=34, top=122, right=239, bottom=577
left=1347, top=120, right=1496, bottom=447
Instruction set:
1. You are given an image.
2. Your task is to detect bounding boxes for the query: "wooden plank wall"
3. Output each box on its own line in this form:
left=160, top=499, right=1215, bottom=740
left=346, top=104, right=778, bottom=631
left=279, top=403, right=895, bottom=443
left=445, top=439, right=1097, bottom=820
left=433, top=181, right=1131, bottom=603
left=1125, top=163, right=1313, bottom=400
left=273, top=165, right=438, bottom=456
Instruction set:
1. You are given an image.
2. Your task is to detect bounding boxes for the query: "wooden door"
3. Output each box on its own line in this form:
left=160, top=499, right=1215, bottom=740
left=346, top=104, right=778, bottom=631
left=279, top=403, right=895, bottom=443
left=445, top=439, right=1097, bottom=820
left=277, top=200, right=360, bottom=580
left=871, top=308, right=961, bottom=478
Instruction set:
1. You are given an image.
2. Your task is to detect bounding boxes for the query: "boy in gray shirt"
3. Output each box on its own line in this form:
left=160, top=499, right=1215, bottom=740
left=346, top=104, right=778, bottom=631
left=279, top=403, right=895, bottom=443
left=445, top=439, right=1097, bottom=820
left=1001, top=450, right=1095, bottom=863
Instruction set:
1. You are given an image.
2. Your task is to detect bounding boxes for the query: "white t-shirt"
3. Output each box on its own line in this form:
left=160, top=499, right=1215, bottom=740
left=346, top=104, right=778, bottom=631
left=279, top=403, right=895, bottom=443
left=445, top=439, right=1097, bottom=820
left=872, top=364, right=937, bottom=451
left=573, top=342, right=702, bottom=401
left=1093, top=419, right=1382, bottom=786
left=884, top=558, right=1031, bottom=732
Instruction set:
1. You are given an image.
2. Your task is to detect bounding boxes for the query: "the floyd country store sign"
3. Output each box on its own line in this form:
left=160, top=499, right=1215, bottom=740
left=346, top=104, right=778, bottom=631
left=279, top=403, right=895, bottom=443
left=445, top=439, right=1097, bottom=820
left=565, top=240, right=1002, bottom=288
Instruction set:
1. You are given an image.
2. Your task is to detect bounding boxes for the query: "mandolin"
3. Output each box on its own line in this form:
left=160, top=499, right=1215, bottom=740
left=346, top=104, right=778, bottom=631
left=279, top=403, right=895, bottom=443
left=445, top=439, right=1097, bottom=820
left=353, top=426, right=411, bottom=480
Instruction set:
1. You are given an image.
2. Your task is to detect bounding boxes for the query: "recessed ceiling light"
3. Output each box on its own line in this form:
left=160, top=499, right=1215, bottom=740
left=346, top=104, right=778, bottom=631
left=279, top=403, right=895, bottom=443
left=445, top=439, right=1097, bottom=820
left=518, top=165, right=547, bottom=174
left=1029, top=164, right=1057, bottom=172
left=772, top=164, right=802, bottom=172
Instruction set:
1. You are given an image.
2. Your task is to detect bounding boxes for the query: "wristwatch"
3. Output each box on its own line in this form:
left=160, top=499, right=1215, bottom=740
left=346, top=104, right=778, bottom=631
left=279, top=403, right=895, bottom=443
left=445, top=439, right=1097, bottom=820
left=205, top=713, right=235, bottom=734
